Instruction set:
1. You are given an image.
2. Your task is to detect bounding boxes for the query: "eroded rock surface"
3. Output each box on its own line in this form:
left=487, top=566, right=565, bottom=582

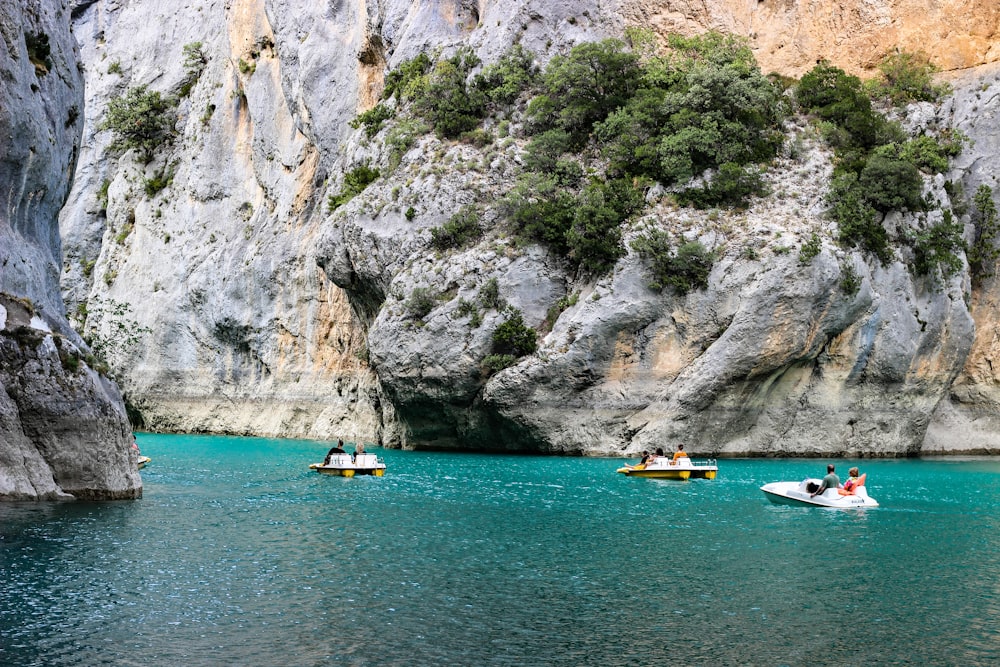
left=58, top=0, right=1000, bottom=456
left=1, top=0, right=140, bottom=500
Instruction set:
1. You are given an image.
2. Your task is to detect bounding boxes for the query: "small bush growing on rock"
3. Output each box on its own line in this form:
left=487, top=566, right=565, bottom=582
left=477, top=278, right=505, bottom=311
left=482, top=353, right=517, bottom=374
left=178, top=42, right=207, bottom=97
left=24, top=32, right=52, bottom=75
left=404, top=287, right=438, bottom=321
left=472, top=44, right=537, bottom=110
left=350, top=103, right=394, bottom=138
left=969, top=185, right=1000, bottom=284
left=910, top=209, right=965, bottom=279
left=491, top=309, right=537, bottom=358
left=383, top=52, right=433, bottom=101
left=677, top=163, right=766, bottom=210
left=827, top=173, right=893, bottom=264
left=413, top=46, right=485, bottom=139
left=898, top=132, right=968, bottom=174
left=799, top=232, right=822, bottom=264
left=567, top=178, right=645, bottom=273
left=631, top=230, right=714, bottom=295
left=858, top=151, right=924, bottom=213
left=839, top=262, right=862, bottom=294
left=430, top=205, right=481, bottom=250
left=327, top=164, right=380, bottom=213
left=101, top=85, right=177, bottom=163
left=870, top=51, right=950, bottom=106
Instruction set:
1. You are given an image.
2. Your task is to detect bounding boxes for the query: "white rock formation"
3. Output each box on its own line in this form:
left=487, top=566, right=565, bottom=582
left=58, top=0, right=1000, bottom=456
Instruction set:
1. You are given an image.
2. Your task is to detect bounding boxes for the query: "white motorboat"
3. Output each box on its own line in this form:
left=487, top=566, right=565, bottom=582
left=617, top=456, right=718, bottom=480
left=761, top=475, right=878, bottom=508
left=309, top=453, right=386, bottom=477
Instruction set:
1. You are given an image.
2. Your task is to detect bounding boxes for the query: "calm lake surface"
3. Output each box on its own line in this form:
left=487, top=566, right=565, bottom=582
left=1, top=434, right=998, bottom=666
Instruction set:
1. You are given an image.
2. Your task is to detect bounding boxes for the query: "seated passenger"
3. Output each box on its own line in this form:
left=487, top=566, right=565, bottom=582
left=672, top=444, right=689, bottom=461
left=352, top=442, right=366, bottom=462
left=810, top=464, right=841, bottom=498
left=838, top=467, right=865, bottom=495
left=628, top=451, right=651, bottom=470
left=323, top=439, right=346, bottom=465
left=649, top=447, right=665, bottom=464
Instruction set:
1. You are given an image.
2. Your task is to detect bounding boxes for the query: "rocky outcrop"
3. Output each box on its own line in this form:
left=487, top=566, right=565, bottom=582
left=621, top=0, right=1000, bottom=77
left=1, top=0, right=141, bottom=499
left=59, top=0, right=1000, bottom=456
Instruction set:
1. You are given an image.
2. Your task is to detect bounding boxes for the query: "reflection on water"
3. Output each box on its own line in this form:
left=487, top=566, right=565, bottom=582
left=1, top=435, right=997, bottom=666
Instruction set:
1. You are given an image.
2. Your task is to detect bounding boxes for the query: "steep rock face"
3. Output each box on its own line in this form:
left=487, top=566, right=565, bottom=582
left=60, top=0, right=1000, bottom=455
left=621, top=0, right=1000, bottom=76
left=61, top=0, right=384, bottom=440
left=1, top=0, right=141, bottom=499
left=924, top=62, right=1000, bottom=453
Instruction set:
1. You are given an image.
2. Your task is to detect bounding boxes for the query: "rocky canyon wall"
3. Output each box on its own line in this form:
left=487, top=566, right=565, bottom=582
left=58, top=0, right=1000, bottom=456
left=1, top=0, right=141, bottom=499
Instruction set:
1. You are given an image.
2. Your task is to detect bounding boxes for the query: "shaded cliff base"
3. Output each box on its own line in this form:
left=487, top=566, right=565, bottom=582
left=1, top=295, right=142, bottom=500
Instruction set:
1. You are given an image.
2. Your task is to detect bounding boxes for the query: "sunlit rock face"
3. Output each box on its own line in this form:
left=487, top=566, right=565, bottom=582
left=1, top=0, right=140, bottom=500
left=59, top=0, right=1000, bottom=456
left=622, top=0, right=1000, bottom=76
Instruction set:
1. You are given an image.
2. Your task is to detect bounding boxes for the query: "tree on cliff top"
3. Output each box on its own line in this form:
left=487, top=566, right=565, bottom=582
left=100, top=85, right=176, bottom=163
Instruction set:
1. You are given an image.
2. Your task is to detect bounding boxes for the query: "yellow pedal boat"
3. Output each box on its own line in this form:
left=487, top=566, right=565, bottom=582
left=309, top=453, right=386, bottom=477
left=617, top=456, right=717, bottom=480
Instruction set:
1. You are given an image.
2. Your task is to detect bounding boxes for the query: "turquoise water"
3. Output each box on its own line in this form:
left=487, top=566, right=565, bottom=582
left=1, top=434, right=998, bottom=666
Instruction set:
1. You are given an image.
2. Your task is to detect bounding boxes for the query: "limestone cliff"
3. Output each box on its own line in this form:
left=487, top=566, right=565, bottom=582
left=1, top=0, right=141, bottom=499
left=59, top=0, right=1000, bottom=456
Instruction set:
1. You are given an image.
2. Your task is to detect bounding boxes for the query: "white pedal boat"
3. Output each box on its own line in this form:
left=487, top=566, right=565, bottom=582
left=761, top=476, right=878, bottom=508
left=617, top=456, right=718, bottom=480
left=309, top=453, right=386, bottom=477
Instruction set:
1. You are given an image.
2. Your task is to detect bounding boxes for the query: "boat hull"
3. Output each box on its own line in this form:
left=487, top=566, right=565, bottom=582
left=761, top=480, right=878, bottom=508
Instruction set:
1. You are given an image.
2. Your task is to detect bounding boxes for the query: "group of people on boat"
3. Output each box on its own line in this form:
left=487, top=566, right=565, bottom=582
left=322, top=439, right=366, bottom=465
left=809, top=464, right=865, bottom=497
left=628, top=444, right=690, bottom=469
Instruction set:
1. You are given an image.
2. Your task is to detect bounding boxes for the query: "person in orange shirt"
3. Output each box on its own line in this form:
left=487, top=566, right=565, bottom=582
left=672, top=444, right=689, bottom=462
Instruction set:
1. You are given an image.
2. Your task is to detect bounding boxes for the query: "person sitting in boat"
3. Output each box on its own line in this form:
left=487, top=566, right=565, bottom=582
left=838, top=467, right=865, bottom=496
left=648, top=447, right=664, bottom=464
left=672, top=444, right=689, bottom=461
left=352, top=442, right=366, bottom=462
left=627, top=451, right=651, bottom=470
left=810, top=464, right=841, bottom=497
left=323, top=439, right=346, bottom=465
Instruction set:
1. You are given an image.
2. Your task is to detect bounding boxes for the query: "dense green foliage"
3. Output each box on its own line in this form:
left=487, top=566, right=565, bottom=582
left=430, top=206, right=481, bottom=250
left=491, top=310, right=537, bottom=358
left=869, top=52, right=951, bottom=106
left=405, top=287, right=438, bottom=321
left=630, top=229, right=714, bottom=294
left=178, top=42, right=207, bottom=97
left=101, top=85, right=177, bottom=163
left=327, top=164, right=380, bottom=212
left=910, top=210, right=965, bottom=279
left=968, top=185, right=1000, bottom=284
left=350, top=103, right=394, bottom=138
left=473, top=44, right=537, bottom=110
left=506, top=33, right=780, bottom=276
left=797, top=58, right=960, bottom=268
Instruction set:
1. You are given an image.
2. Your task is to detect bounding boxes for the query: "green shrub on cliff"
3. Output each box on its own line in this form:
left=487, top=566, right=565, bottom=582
left=491, top=309, right=537, bottom=358
left=631, top=229, right=714, bottom=295
left=968, top=185, right=1000, bottom=284
left=909, top=209, right=965, bottom=279
left=327, top=164, right=380, bottom=213
left=430, top=206, right=481, bottom=250
left=101, top=85, right=177, bottom=163
left=870, top=51, right=950, bottom=106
